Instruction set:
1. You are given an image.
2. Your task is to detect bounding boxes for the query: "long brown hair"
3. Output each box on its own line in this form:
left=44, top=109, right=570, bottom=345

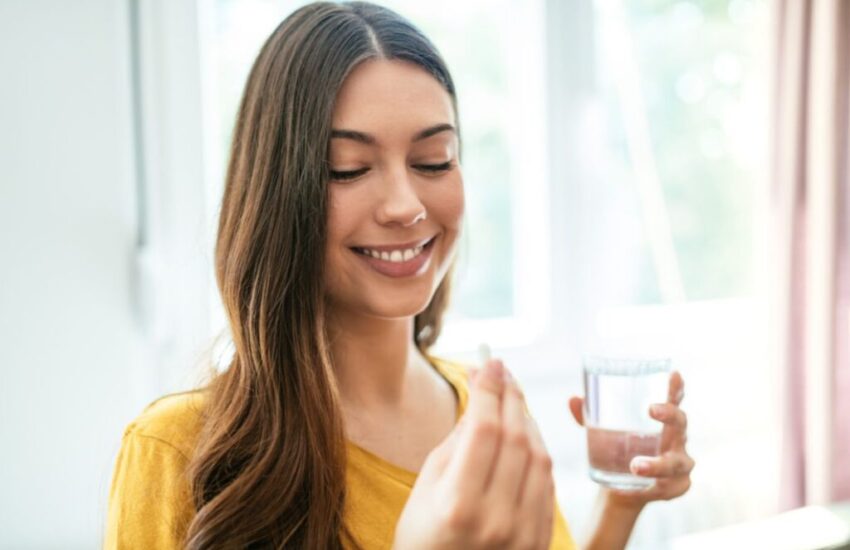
left=184, top=2, right=461, bottom=548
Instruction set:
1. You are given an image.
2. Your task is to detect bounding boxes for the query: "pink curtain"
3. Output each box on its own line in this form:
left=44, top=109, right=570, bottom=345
left=772, top=0, right=850, bottom=508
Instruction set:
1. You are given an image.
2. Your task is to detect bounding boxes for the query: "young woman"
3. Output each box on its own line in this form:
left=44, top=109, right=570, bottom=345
left=105, top=2, right=694, bottom=548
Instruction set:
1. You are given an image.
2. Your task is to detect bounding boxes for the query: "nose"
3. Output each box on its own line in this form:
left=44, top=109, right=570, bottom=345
left=375, top=168, right=427, bottom=227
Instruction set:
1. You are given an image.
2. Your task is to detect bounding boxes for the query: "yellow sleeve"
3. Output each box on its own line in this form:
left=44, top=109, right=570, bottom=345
left=104, top=430, right=195, bottom=549
left=550, top=498, right=579, bottom=549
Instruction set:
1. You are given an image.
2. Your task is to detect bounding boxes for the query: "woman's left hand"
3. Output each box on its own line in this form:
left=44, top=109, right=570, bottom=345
left=568, top=371, right=695, bottom=510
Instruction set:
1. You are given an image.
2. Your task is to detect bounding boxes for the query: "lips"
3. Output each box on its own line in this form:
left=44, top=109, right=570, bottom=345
left=351, top=235, right=438, bottom=278
left=351, top=235, right=435, bottom=254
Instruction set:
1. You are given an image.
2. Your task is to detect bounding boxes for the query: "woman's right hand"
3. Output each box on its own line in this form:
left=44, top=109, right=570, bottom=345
left=392, top=359, right=556, bottom=549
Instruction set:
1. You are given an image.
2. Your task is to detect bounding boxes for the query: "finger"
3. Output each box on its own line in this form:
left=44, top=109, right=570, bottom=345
left=668, top=371, right=685, bottom=405
left=443, top=359, right=506, bottom=494
left=519, top=417, right=555, bottom=549
left=650, top=403, right=688, bottom=436
left=662, top=475, right=693, bottom=500
left=568, top=396, right=584, bottom=426
left=651, top=403, right=688, bottom=451
left=419, top=417, right=466, bottom=479
left=527, top=478, right=555, bottom=549
left=630, top=451, right=695, bottom=479
left=518, top=412, right=551, bottom=502
left=539, top=483, right=555, bottom=550
left=487, top=376, right=531, bottom=503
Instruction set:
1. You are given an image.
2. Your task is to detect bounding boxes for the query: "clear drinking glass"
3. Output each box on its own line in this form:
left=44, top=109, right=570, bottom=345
left=582, top=355, right=672, bottom=491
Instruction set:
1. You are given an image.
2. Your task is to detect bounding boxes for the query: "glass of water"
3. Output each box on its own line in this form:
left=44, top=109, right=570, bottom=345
left=582, top=355, right=672, bottom=491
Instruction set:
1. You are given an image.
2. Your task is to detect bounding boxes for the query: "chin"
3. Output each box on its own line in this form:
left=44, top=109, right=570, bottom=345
left=363, top=291, right=434, bottom=320
left=325, top=248, right=451, bottom=320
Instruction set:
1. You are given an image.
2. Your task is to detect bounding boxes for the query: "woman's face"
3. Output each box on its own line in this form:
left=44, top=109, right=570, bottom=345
left=324, top=59, right=464, bottom=320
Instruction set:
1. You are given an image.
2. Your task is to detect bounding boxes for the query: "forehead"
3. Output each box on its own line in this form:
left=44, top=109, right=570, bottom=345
left=331, top=59, right=455, bottom=132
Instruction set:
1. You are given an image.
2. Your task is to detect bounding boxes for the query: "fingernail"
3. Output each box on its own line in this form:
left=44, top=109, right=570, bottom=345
left=485, top=359, right=503, bottom=378
left=631, top=457, right=650, bottom=474
left=650, top=404, right=664, bottom=417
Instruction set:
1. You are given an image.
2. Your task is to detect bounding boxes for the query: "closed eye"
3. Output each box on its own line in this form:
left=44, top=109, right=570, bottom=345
left=329, top=167, right=369, bottom=181
left=414, top=161, right=453, bottom=173
left=329, top=161, right=454, bottom=182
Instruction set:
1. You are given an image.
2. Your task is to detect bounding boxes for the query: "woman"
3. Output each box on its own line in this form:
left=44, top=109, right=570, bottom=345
left=105, top=2, right=694, bottom=548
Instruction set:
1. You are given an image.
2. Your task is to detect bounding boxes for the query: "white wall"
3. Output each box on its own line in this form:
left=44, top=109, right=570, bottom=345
left=0, top=1, right=149, bottom=547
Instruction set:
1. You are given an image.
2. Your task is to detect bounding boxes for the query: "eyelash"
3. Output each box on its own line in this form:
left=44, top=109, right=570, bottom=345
left=329, top=161, right=454, bottom=181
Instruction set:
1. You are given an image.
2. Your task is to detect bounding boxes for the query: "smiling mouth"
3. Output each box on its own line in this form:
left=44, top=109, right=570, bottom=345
left=351, top=235, right=437, bottom=263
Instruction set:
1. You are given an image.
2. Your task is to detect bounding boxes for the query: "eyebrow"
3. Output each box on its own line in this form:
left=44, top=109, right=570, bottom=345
left=330, top=123, right=455, bottom=145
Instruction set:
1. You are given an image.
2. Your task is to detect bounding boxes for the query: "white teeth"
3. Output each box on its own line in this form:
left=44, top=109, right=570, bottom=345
left=359, top=242, right=428, bottom=263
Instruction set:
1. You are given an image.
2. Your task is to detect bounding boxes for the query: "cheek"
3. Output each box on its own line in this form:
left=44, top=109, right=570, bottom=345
left=324, top=188, right=360, bottom=278
left=428, top=178, right=465, bottom=234
left=323, top=195, right=354, bottom=302
left=325, top=186, right=367, bottom=249
left=324, top=207, right=341, bottom=268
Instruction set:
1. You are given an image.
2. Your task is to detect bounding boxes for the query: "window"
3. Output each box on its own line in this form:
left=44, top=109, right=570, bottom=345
left=587, top=0, right=766, bottom=306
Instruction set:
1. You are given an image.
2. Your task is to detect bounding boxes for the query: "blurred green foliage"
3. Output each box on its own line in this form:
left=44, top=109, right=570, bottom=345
left=618, top=0, right=763, bottom=302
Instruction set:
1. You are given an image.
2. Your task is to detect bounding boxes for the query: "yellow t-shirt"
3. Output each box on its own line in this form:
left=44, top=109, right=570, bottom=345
left=104, top=357, right=577, bottom=549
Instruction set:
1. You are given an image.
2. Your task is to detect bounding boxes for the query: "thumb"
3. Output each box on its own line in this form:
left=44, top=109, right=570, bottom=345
left=568, top=396, right=585, bottom=427
left=420, top=416, right=465, bottom=479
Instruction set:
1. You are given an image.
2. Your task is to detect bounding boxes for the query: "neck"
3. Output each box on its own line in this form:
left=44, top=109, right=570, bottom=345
left=327, top=305, right=428, bottom=408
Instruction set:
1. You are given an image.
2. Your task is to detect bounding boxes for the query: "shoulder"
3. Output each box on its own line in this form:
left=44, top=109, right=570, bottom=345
left=121, top=389, right=208, bottom=460
left=427, top=354, right=475, bottom=383
left=427, top=354, right=476, bottom=410
left=106, top=390, right=205, bottom=548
